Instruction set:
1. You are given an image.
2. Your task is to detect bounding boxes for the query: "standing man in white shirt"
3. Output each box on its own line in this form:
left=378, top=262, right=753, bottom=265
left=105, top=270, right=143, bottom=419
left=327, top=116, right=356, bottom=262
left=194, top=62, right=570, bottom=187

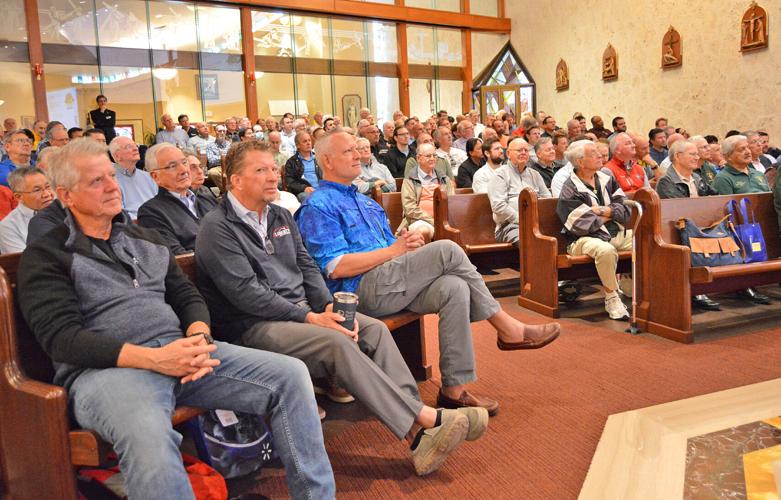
left=471, top=138, right=505, bottom=193
left=0, top=166, right=54, bottom=253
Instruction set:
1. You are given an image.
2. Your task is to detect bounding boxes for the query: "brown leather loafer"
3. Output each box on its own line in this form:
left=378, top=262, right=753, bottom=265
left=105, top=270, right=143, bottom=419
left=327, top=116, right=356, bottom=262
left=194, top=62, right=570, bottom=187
left=497, top=322, right=560, bottom=351
left=437, top=390, right=499, bottom=417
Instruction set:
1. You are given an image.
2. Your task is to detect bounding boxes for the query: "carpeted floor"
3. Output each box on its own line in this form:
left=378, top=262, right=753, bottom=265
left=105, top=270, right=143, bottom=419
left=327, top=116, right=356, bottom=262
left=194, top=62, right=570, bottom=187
left=231, top=293, right=781, bottom=499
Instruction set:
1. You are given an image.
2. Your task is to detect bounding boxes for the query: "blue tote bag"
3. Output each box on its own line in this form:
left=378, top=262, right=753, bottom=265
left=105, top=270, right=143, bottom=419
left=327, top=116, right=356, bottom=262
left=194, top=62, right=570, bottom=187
left=726, top=198, right=768, bottom=263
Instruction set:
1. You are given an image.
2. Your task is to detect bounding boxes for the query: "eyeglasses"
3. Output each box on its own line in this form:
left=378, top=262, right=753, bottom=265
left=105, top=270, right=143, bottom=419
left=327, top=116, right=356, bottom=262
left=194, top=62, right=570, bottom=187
left=19, top=184, right=53, bottom=196
left=418, top=153, right=436, bottom=159
left=10, top=138, right=32, bottom=145
left=152, top=158, right=189, bottom=172
left=118, top=143, right=138, bottom=151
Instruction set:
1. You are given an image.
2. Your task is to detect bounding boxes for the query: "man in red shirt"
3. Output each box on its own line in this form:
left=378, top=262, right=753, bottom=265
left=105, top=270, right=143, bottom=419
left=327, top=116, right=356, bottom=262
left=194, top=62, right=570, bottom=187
left=603, top=133, right=649, bottom=194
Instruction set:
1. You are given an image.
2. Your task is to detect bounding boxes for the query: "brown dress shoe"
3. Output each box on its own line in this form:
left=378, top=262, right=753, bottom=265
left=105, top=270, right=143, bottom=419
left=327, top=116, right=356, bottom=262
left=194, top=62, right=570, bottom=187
left=437, top=390, right=499, bottom=417
left=497, top=322, right=560, bottom=351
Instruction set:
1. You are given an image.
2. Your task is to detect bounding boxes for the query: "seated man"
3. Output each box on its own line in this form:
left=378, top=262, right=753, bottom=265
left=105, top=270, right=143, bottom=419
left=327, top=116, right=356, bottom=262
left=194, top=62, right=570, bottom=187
left=137, top=144, right=218, bottom=255
left=353, top=137, right=396, bottom=195
left=0, top=130, right=34, bottom=187
left=556, top=140, right=632, bottom=320
left=297, top=131, right=560, bottom=417
left=455, top=138, right=484, bottom=188
left=471, top=138, right=505, bottom=193
left=195, top=140, right=484, bottom=477
left=109, top=136, right=157, bottom=220
left=0, top=166, right=54, bottom=253
left=399, top=143, right=454, bottom=239
left=602, top=132, right=650, bottom=194
left=403, top=133, right=452, bottom=179
left=17, top=139, right=335, bottom=499
left=284, top=131, right=321, bottom=201
left=655, top=140, right=720, bottom=311
left=488, top=138, right=551, bottom=247
left=528, top=137, right=558, bottom=188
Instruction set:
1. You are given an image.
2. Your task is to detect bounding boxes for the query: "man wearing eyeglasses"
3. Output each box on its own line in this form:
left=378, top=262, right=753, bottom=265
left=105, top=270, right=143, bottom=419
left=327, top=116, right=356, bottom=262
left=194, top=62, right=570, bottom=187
left=109, top=136, right=157, bottom=220
left=0, top=130, right=34, bottom=187
left=138, top=145, right=218, bottom=255
left=196, top=140, right=483, bottom=477
left=0, top=166, right=54, bottom=253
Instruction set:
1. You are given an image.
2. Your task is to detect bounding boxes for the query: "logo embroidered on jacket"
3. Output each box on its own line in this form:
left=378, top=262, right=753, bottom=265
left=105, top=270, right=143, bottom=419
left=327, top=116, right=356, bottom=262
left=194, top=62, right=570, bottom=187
left=272, top=226, right=291, bottom=238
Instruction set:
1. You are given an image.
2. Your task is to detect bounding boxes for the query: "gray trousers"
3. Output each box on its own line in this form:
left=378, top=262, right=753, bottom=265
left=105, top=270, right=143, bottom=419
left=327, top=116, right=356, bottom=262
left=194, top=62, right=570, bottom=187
left=496, top=223, right=519, bottom=247
left=356, top=240, right=501, bottom=387
left=240, top=313, right=423, bottom=439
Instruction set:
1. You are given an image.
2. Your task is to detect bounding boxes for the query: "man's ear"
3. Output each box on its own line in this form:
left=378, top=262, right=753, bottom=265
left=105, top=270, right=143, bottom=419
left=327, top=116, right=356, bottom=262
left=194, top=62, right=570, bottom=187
left=56, top=186, right=72, bottom=207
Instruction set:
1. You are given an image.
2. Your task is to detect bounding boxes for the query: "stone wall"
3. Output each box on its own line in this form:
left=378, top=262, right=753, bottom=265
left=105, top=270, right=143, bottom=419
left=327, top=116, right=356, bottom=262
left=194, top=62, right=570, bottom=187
left=506, top=0, right=781, bottom=139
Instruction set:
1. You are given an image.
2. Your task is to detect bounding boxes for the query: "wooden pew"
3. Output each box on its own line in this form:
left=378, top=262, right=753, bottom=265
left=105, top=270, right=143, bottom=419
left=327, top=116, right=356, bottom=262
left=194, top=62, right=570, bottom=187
left=372, top=187, right=404, bottom=235
left=433, top=188, right=515, bottom=255
left=0, top=251, right=430, bottom=498
left=517, top=189, right=631, bottom=317
left=633, top=189, right=781, bottom=343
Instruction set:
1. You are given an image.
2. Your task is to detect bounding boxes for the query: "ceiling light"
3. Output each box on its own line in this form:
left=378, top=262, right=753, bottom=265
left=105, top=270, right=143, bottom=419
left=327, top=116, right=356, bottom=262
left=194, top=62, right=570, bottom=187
left=152, top=68, right=178, bottom=80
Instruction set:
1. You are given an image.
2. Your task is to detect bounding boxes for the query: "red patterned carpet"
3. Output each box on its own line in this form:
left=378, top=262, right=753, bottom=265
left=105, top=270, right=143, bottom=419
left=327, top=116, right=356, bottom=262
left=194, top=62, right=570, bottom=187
left=232, top=295, right=781, bottom=499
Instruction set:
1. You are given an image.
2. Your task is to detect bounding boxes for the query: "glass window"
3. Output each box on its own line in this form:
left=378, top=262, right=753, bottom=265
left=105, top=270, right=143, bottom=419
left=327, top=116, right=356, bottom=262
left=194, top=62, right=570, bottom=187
left=367, top=21, right=397, bottom=64
left=435, top=28, right=463, bottom=67
left=291, top=15, right=330, bottom=60
left=252, top=11, right=294, bottom=58
left=44, top=64, right=102, bottom=128
left=296, top=74, right=333, bottom=116
left=153, top=68, right=204, bottom=124
left=197, top=5, right=244, bottom=122
left=369, top=77, right=399, bottom=125
left=405, top=0, right=460, bottom=12
left=147, top=1, right=198, bottom=52
left=409, top=78, right=434, bottom=120
left=407, top=26, right=436, bottom=65
left=196, top=5, right=242, bottom=54
left=331, top=19, right=366, bottom=62
left=202, top=71, right=246, bottom=123
left=0, top=63, right=37, bottom=129
left=38, top=0, right=97, bottom=46
left=255, top=72, right=296, bottom=118
left=1, top=0, right=29, bottom=42
left=333, top=76, right=367, bottom=128
left=471, top=0, right=499, bottom=17
left=99, top=65, right=156, bottom=144
left=94, top=0, right=149, bottom=49
left=437, top=80, right=463, bottom=116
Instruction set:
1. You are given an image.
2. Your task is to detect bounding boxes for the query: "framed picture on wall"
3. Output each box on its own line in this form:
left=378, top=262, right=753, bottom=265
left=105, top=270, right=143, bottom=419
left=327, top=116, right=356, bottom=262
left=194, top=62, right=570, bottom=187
left=342, top=94, right=361, bottom=128
left=21, top=116, right=35, bottom=129
left=115, top=124, right=137, bottom=142
left=196, top=74, right=219, bottom=100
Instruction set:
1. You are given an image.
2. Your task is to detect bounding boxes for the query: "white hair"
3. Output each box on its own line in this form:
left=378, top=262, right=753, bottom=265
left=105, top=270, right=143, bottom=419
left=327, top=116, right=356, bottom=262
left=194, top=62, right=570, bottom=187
left=722, top=135, right=747, bottom=157
left=565, top=140, right=594, bottom=166
left=47, top=138, right=108, bottom=190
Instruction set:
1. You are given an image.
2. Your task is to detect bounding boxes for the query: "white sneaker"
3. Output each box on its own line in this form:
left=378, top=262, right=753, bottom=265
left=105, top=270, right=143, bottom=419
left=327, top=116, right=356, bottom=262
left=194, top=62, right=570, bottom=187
left=605, top=294, right=629, bottom=320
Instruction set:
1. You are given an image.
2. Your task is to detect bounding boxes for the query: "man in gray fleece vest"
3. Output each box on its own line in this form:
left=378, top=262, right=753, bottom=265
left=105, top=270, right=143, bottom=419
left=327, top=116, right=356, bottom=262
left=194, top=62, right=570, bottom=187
left=17, top=139, right=335, bottom=499
left=195, top=141, right=488, bottom=477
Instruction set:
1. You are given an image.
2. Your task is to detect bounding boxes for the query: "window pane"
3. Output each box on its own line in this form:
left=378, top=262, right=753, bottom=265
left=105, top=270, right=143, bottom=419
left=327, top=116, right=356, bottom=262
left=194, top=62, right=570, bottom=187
left=367, top=21, right=397, bottom=64
left=197, top=5, right=242, bottom=54
left=252, top=11, right=293, bottom=58
left=153, top=68, right=204, bottom=123
left=0, top=63, right=36, bottom=129
left=407, top=26, right=435, bottom=65
left=1, top=0, right=29, bottom=42
left=100, top=66, right=156, bottom=144
left=38, top=0, right=96, bottom=46
left=369, top=77, right=399, bottom=125
left=333, top=76, right=366, bottom=128
left=436, top=28, right=462, bottom=67
left=437, top=80, right=462, bottom=116
left=203, top=71, right=246, bottom=123
left=148, top=1, right=198, bottom=52
left=45, top=64, right=101, bottom=128
left=331, top=19, right=365, bottom=62
left=94, top=1, right=149, bottom=49
left=409, top=78, right=433, bottom=120
left=291, top=15, right=329, bottom=59
left=406, top=0, right=460, bottom=12
left=471, top=0, right=499, bottom=17
left=256, top=72, right=296, bottom=118
left=296, top=74, right=333, bottom=116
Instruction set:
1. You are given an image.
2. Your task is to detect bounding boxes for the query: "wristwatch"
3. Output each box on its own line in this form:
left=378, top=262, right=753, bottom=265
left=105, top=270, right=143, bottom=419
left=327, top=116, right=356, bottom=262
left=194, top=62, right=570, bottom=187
left=189, top=332, right=214, bottom=344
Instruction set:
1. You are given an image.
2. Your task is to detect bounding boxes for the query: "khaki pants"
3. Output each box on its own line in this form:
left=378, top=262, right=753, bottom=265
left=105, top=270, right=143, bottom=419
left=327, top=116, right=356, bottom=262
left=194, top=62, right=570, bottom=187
left=567, top=230, right=633, bottom=291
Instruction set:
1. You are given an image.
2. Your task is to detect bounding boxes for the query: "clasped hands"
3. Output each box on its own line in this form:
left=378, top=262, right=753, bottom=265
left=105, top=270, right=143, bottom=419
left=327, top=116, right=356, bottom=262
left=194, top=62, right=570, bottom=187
left=152, top=334, right=220, bottom=384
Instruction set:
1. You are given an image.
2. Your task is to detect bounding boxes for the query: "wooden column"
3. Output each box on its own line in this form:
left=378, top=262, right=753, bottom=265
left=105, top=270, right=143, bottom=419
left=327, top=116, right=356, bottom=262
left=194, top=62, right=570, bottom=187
left=498, top=0, right=505, bottom=18
left=396, top=23, right=410, bottom=117
left=462, top=29, right=472, bottom=113
left=240, top=7, right=258, bottom=122
left=24, top=0, right=47, bottom=121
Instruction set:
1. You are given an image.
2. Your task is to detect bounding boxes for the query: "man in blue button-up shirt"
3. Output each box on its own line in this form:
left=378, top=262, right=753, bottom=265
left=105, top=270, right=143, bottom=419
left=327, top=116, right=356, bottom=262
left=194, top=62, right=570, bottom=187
left=297, top=131, right=562, bottom=417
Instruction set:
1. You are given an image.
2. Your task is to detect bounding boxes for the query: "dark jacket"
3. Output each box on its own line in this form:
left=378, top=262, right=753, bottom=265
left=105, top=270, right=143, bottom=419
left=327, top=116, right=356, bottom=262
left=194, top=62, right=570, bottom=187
left=556, top=170, right=630, bottom=244
left=137, top=187, right=219, bottom=255
left=655, top=166, right=717, bottom=199
left=381, top=145, right=416, bottom=178
left=89, top=108, right=116, bottom=143
left=27, top=199, right=67, bottom=245
left=529, top=161, right=558, bottom=189
left=284, top=153, right=322, bottom=195
left=456, top=157, right=483, bottom=188
left=195, top=197, right=332, bottom=341
left=17, top=210, right=208, bottom=389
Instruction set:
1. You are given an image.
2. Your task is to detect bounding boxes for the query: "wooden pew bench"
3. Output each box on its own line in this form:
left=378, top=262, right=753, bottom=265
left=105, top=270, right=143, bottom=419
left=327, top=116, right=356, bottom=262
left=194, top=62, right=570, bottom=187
left=633, top=189, right=781, bottom=343
left=0, top=251, right=429, bottom=498
left=518, top=189, right=631, bottom=317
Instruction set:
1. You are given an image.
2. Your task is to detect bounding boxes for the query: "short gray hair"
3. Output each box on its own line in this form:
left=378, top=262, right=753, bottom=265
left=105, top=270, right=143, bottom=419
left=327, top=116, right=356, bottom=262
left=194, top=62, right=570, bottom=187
left=609, top=132, right=629, bottom=155
left=145, top=143, right=180, bottom=171
left=315, top=129, right=349, bottom=159
left=722, top=135, right=747, bottom=157
left=743, top=130, right=759, bottom=140
left=36, top=146, right=59, bottom=166
left=565, top=140, right=593, bottom=166
left=8, top=166, right=45, bottom=193
left=3, top=130, right=27, bottom=145
left=294, top=130, right=311, bottom=147
left=669, top=139, right=694, bottom=161
left=355, top=137, right=370, bottom=148
left=534, top=136, right=552, bottom=153
left=47, top=138, right=108, bottom=190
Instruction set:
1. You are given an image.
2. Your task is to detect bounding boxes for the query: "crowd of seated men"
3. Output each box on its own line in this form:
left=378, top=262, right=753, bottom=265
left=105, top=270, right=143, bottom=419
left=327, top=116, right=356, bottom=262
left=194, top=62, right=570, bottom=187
left=5, top=98, right=781, bottom=495
left=4, top=103, right=570, bottom=497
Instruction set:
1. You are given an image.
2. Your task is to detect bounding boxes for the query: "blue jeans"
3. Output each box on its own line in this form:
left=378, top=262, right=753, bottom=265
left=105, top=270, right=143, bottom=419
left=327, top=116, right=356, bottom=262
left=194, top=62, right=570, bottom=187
left=69, top=339, right=335, bottom=500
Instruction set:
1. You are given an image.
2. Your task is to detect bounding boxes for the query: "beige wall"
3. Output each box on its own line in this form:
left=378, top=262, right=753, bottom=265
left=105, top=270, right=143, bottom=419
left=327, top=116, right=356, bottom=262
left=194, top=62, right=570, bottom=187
left=507, top=0, right=781, bottom=139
